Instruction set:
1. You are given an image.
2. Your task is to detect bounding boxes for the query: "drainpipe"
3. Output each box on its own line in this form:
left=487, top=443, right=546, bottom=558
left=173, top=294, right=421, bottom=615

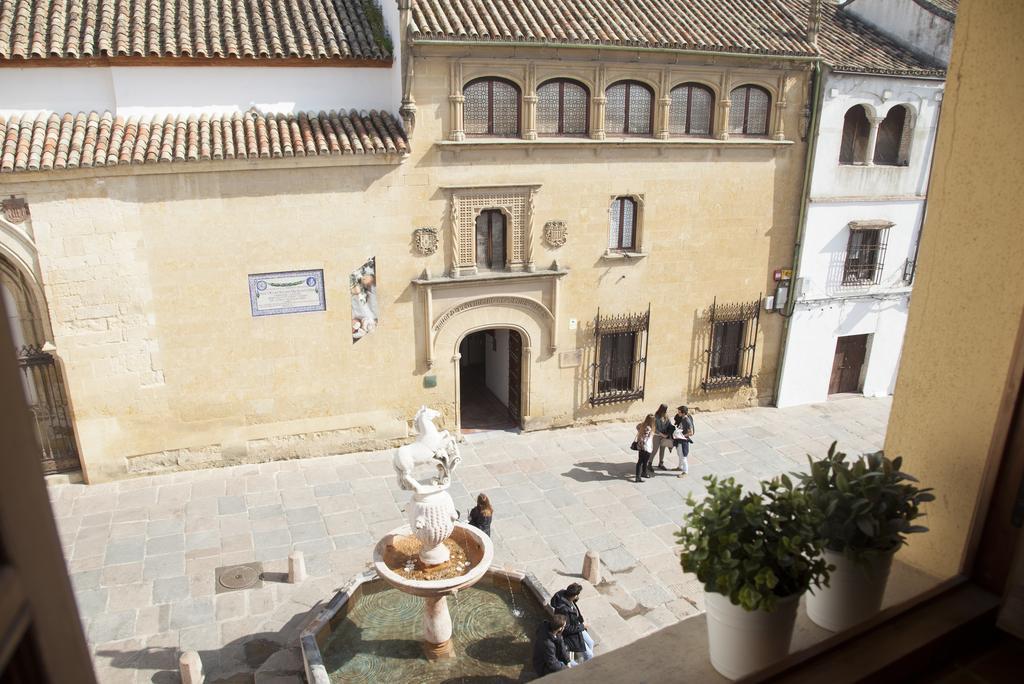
left=907, top=89, right=946, bottom=286
left=771, top=59, right=824, bottom=407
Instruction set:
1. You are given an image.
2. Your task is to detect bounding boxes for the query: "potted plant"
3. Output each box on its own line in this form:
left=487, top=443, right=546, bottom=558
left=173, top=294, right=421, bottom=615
left=677, top=475, right=830, bottom=680
left=797, top=443, right=934, bottom=632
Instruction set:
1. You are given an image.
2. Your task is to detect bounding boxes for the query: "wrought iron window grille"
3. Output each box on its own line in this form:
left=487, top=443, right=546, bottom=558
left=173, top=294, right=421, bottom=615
left=589, top=306, right=651, bottom=406
left=842, top=222, right=891, bottom=286
left=702, top=297, right=761, bottom=391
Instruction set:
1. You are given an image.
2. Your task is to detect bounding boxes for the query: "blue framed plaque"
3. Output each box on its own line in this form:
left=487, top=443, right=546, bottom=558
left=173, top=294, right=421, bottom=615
left=248, top=269, right=326, bottom=317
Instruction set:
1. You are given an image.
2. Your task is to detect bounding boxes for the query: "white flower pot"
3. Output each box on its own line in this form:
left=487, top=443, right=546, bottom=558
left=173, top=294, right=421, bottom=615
left=806, top=548, right=894, bottom=632
left=704, top=590, right=801, bottom=681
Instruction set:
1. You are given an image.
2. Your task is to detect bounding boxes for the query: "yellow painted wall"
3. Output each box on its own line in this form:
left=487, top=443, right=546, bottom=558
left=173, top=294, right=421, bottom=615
left=885, top=0, right=1024, bottom=578
left=0, top=52, right=809, bottom=482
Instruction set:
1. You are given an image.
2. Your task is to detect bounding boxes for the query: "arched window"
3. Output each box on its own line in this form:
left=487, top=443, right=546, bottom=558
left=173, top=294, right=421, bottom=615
left=605, top=81, right=654, bottom=136
left=609, top=197, right=638, bottom=251
left=668, top=83, right=715, bottom=136
left=475, top=209, right=507, bottom=271
left=463, top=78, right=521, bottom=137
left=728, top=85, right=771, bottom=136
left=873, top=105, right=912, bottom=166
left=839, top=105, right=871, bottom=165
left=537, top=79, right=589, bottom=135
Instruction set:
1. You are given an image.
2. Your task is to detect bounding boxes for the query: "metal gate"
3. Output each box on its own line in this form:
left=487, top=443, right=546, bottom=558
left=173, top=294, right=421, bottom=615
left=16, top=345, right=80, bottom=475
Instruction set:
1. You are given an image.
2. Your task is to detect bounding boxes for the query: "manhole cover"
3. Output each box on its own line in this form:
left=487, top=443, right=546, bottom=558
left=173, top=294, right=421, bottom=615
left=215, top=562, right=264, bottom=593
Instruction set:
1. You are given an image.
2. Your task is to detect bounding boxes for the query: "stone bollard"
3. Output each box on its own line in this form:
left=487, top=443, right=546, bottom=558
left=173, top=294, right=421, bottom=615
left=289, top=550, right=307, bottom=584
left=582, top=550, right=601, bottom=585
left=179, top=650, right=203, bottom=684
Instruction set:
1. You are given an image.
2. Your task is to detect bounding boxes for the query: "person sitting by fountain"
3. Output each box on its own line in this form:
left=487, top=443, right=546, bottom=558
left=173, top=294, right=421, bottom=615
left=551, top=583, right=594, bottom=663
left=532, top=613, right=573, bottom=675
left=467, top=493, right=493, bottom=537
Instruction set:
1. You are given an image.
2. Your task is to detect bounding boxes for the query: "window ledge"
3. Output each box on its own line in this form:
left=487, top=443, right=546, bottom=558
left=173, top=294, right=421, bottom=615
left=412, top=267, right=569, bottom=286
left=601, top=250, right=647, bottom=261
left=437, top=137, right=793, bottom=150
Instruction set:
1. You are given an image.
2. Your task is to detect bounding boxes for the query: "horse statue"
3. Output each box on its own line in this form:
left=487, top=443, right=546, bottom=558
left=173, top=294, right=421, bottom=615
left=393, top=406, right=461, bottom=494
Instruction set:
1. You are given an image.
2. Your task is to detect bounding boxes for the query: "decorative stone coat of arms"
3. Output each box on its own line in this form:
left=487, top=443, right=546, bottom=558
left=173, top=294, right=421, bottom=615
left=1, top=196, right=29, bottom=224
left=412, top=227, right=438, bottom=256
left=543, top=220, right=567, bottom=248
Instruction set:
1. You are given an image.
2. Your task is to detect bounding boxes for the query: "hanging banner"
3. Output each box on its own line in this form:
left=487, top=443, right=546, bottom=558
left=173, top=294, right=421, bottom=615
left=350, top=257, right=379, bottom=342
left=248, top=269, right=326, bottom=317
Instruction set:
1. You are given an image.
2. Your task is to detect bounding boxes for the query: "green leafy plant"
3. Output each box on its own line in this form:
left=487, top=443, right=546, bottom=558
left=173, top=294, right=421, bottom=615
left=796, top=443, right=934, bottom=562
left=677, top=475, right=830, bottom=612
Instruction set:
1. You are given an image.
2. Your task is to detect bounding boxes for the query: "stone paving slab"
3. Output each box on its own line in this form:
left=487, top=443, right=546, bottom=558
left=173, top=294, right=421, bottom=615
left=48, top=396, right=890, bottom=683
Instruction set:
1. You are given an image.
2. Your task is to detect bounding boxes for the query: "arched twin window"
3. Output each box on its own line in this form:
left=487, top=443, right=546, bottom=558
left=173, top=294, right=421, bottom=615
left=728, top=84, right=771, bottom=136
left=537, top=79, right=589, bottom=135
left=463, top=77, right=521, bottom=137
left=839, top=104, right=913, bottom=166
left=605, top=81, right=654, bottom=136
left=668, top=83, right=715, bottom=136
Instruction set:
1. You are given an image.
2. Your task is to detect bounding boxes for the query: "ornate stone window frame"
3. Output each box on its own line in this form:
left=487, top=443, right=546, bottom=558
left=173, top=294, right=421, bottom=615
left=443, top=185, right=539, bottom=277
left=603, top=193, right=647, bottom=260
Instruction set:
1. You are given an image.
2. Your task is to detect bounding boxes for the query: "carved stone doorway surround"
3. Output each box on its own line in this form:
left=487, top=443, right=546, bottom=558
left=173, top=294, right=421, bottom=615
left=412, top=268, right=568, bottom=433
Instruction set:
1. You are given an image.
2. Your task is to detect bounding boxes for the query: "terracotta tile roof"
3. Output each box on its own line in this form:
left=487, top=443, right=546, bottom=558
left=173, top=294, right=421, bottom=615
left=913, top=0, right=958, bottom=21
left=0, top=108, right=408, bottom=173
left=817, top=1, right=946, bottom=77
left=0, top=0, right=391, bottom=62
left=409, top=0, right=818, bottom=56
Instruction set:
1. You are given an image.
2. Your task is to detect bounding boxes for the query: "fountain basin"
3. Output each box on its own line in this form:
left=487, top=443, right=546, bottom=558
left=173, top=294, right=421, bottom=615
left=300, top=567, right=552, bottom=684
left=373, top=522, right=494, bottom=596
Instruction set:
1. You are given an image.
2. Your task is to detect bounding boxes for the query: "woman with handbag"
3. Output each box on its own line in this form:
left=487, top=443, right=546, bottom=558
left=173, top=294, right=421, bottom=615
left=672, top=405, right=693, bottom=476
left=633, top=414, right=655, bottom=484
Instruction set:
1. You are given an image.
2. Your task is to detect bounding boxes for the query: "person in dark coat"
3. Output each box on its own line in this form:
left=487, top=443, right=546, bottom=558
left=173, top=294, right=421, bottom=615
left=467, top=493, right=493, bottom=536
left=532, top=613, right=572, bottom=675
left=551, top=583, right=595, bottom=662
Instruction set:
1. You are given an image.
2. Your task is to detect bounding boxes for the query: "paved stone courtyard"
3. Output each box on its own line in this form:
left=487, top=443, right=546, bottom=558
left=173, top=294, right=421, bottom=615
left=49, top=396, right=890, bottom=683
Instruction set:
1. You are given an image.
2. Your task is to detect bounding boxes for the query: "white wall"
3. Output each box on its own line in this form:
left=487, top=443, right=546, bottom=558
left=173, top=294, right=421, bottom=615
left=844, top=0, right=955, bottom=66
left=798, top=200, right=924, bottom=301
left=776, top=297, right=909, bottom=407
left=484, top=329, right=510, bottom=407
left=0, top=0, right=402, bottom=119
left=811, top=71, right=944, bottom=199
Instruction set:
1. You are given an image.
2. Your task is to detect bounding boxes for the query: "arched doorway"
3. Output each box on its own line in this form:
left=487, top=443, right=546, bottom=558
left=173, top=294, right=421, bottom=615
left=458, top=328, right=522, bottom=432
left=1, top=254, right=81, bottom=475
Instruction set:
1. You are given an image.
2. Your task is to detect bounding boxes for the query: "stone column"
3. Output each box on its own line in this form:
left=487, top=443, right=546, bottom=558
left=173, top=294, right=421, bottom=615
left=422, top=595, right=454, bottom=659
left=449, top=61, right=465, bottom=141
left=525, top=188, right=536, bottom=272
left=592, top=96, right=607, bottom=140
left=656, top=96, right=672, bottom=139
left=865, top=115, right=884, bottom=166
left=523, top=95, right=538, bottom=140
left=718, top=98, right=732, bottom=141
left=773, top=98, right=787, bottom=141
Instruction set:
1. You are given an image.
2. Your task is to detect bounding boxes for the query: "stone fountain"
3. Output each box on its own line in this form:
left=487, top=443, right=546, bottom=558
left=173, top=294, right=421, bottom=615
left=372, top=406, right=494, bottom=659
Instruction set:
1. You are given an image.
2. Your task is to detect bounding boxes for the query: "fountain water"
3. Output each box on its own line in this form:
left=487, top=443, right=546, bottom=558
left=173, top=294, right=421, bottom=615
left=372, top=407, right=494, bottom=659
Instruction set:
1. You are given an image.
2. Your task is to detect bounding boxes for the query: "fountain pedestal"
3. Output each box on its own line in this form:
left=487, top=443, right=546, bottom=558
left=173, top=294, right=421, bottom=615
left=422, top=596, right=455, bottom=659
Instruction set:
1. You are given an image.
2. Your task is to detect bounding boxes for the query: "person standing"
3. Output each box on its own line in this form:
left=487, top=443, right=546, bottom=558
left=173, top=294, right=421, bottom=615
left=551, top=583, right=595, bottom=663
left=634, top=414, right=655, bottom=484
left=532, top=613, right=573, bottom=675
left=653, top=404, right=672, bottom=472
left=468, top=493, right=493, bottom=537
left=673, top=405, right=694, bottom=476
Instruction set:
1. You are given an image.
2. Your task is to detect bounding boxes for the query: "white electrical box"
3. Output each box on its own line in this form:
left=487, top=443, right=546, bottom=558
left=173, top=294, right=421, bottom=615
left=568, top=318, right=578, bottom=330
left=764, top=296, right=775, bottom=311
left=775, top=282, right=790, bottom=311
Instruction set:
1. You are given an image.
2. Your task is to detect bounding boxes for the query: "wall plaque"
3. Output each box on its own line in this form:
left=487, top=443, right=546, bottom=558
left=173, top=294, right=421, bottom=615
left=248, top=269, right=326, bottom=317
left=412, top=227, right=438, bottom=256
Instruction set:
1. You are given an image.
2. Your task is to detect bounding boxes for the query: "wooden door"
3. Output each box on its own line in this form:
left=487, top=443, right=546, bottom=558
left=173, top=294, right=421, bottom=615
left=829, top=334, right=868, bottom=394
left=508, top=330, right=522, bottom=425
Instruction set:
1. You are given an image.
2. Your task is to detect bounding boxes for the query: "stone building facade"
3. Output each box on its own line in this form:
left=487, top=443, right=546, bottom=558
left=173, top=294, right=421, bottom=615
left=0, top=1, right=934, bottom=481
